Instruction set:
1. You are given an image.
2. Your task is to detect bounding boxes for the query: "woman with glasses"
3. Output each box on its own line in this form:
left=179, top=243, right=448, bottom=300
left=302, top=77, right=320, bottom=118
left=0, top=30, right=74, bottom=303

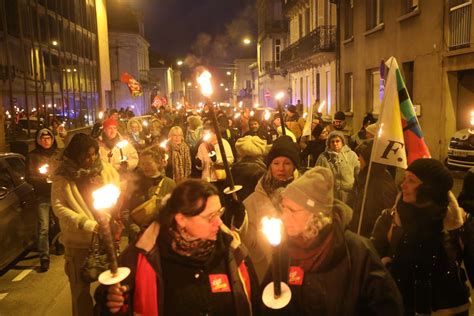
left=261, top=166, right=403, bottom=315
left=97, top=179, right=260, bottom=316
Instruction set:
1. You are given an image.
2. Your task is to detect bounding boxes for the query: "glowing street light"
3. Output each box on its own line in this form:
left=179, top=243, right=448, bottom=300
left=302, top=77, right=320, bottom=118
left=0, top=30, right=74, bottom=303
left=243, top=38, right=251, bottom=45
left=177, top=60, right=183, bottom=66
left=52, top=40, right=58, bottom=46
left=226, top=71, right=232, bottom=76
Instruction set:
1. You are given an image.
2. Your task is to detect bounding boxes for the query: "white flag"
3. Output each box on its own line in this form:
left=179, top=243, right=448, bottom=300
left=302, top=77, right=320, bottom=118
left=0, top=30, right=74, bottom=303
left=371, top=57, right=407, bottom=169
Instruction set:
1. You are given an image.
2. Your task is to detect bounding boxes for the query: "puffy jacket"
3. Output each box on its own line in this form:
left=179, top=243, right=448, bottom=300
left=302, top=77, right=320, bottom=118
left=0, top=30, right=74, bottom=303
left=98, top=134, right=139, bottom=172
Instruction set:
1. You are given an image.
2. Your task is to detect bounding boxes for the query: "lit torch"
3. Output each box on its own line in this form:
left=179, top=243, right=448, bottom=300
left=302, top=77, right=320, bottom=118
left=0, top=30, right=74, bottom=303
left=261, top=216, right=291, bottom=309
left=470, top=111, right=474, bottom=132
left=264, top=110, right=271, bottom=121
left=39, top=164, right=52, bottom=183
left=160, top=139, right=169, bottom=149
left=250, top=110, right=255, bottom=117
left=203, top=131, right=212, bottom=142
left=275, top=92, right=286, bottom=136
left=98, top=111, right=104, bottom=120
left=92, top=184, right=130, bottom=285
left=116, top=140, right=128, bottom=162
left=317, top=100, right=326, bottom=114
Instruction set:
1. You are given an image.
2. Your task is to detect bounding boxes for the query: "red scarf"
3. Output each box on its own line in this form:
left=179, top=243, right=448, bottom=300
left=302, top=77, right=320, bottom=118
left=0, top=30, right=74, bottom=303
left=287, top=226, right=335, bottom=272
left=134, top=253, right=158, bottom=316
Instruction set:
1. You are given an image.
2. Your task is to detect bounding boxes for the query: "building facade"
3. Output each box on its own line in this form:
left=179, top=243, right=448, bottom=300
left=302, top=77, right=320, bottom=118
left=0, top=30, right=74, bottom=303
left=107, top=0, right=150, bottom=115
left=0, top=0, right=110, bottom=145
left=257, top=0, right=290, bottom=108
left=339, top=0, right=474, bottom=160
left=233, top=58, right=257, bottom=106
left=281, top=0, right=337, bottom=115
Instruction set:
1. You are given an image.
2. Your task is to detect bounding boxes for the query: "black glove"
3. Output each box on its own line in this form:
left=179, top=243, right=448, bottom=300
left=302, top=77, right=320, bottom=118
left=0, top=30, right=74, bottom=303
left=119, top=160, right=128, bottom=172
left=209, top=151, right=217, bottom=162
left=195, top=157, right=203, bottom=168
left=226, top=197, right=246, bottom=230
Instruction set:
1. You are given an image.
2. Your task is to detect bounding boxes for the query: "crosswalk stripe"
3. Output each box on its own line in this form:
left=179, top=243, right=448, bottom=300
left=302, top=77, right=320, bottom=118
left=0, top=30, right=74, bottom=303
left=12, top=269, right=33, bottom=282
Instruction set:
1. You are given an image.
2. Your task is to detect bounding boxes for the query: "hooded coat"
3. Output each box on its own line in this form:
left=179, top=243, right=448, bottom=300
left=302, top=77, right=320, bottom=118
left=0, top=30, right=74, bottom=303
left=315, top=131, right=360, bottom=205
left=371, top=193, right=474, bottom=315
left=25, top=128, right=62, bottom=197
left=98, top=132, right=139, bottom=172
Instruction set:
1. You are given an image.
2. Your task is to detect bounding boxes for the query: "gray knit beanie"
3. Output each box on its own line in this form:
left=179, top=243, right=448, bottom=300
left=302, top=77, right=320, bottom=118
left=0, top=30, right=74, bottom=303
left=281, top=166, right=334, bottom=215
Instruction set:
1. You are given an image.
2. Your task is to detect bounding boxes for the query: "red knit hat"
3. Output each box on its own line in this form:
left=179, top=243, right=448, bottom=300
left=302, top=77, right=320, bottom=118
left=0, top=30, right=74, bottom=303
left=103, top=118, right=118, bottom=129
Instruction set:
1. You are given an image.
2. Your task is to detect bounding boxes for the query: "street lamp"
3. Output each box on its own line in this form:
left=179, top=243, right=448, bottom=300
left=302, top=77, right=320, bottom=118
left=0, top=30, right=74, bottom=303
left=52, top=40, right=58, bottom=46
left=243, top=38, right=251, bottom=45
left=226, top=71, right=232, bottom=76
left=177, top=60, right=183, bottom=66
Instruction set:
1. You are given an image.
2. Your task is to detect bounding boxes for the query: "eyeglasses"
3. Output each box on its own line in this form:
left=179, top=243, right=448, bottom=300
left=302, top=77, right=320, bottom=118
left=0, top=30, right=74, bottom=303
left=199, top=207, right=225, bottom=223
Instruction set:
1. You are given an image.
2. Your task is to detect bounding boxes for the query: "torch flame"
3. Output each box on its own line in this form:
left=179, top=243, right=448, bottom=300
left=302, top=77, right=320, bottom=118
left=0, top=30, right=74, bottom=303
left=203, top=132, right=212, bottom=142
left=470, top=111, right=474, bottom=127
left=98, top=111, right=104, bottom=120
left=264, top=110, right=271, bottom=121
left=317, top=100, right=326, bottom=113
left=160, top=139, right=169, bottom=149
left=250, top=110, right=255, bottom=117
left=142, top=120, right=148, bottom=127
left=234, top=112, right=241, bottom=119
left=92, top=184, right=121, bottom=210
left=303, top=112, right=308, bottom=119
left=275, top=92, right=285, bottom=101
left=261, top=216, right=283, bottom=246
left=116, top=140, right=129, bottom=149
left=176, top=103, right=183, bottom=110
left=197, top=70, right=213, bottom=97
left=39, top=164, right=49, bottom=174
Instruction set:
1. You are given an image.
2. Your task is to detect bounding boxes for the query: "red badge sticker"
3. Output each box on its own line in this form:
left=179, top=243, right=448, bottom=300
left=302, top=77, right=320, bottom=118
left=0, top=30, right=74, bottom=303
left=209, top=274, right=232, bottom=293
left=288, top=266, right=304, bottom=285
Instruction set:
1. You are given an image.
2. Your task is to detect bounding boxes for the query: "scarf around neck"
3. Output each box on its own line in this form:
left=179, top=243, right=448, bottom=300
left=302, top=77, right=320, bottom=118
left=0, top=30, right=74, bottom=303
left=55, top=156, right=103, bottom=181
left=168, top=226, right=215, bottom=262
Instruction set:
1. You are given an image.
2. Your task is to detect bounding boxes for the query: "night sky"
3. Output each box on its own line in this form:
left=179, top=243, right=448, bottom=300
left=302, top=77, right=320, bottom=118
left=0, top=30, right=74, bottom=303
left=130, top=0, right=256, bottom=62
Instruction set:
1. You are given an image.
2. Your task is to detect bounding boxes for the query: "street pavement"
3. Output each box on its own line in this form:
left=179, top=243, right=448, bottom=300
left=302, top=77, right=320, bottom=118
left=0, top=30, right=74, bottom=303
left=0, top=171, right=469, bottom=316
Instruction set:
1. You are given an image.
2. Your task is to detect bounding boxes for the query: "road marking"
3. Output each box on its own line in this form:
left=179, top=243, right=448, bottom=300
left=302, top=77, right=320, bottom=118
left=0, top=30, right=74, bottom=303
left=0, top=293, right=8, bottom=300
left=12, top=269, right=33, bottom=282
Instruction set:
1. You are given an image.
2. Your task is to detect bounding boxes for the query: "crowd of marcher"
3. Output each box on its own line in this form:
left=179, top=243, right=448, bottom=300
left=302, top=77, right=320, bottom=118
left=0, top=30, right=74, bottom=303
left=24, top=102, right=474, bottom=316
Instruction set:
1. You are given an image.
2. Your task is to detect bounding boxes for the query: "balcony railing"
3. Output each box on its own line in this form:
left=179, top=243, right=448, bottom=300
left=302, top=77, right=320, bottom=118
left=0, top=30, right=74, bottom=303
left=449, top=1, right=472, bottom=50
left=264, top=20, right=289, bottom=34
left=281, top=26, right=336, bottom=69
left=263, top=61, right=282, bottom=76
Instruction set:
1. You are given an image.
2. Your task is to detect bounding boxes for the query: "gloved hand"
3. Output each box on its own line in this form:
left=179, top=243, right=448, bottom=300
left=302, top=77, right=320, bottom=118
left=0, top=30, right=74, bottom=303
left=119, top=160, right=129, bottom=172
left=226, top=197, right=246, bottom=230
left=209, top=151, right=217, bottom=162
left=195, top=157, right=203, bottom=168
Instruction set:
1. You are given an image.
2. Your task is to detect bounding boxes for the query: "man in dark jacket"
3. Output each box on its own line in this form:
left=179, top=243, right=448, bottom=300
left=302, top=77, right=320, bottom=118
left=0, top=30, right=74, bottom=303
left=261, top=166, right=403, bottom=315
left=26, top=128, right=62, bottom=272
left=350, top=140, right=397, bottom=236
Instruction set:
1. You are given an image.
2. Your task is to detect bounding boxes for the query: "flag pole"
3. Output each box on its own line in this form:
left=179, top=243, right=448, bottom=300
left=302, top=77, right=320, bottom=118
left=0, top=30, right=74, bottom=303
left=357, top=58, right=390, bottom=235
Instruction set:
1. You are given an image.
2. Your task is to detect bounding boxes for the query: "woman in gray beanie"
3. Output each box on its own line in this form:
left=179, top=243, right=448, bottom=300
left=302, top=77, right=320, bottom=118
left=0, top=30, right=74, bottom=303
left=261, top=166, right=403, bottom=315
left=316, top=130, right=360, bottom=206
left=241, top=135, right=300, bottom=283
left=371, top=158, right=474, bottom=316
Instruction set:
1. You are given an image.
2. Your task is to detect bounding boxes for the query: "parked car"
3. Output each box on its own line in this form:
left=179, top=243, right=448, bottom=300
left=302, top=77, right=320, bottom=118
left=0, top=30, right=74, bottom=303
left=447, top=128, right=474, bottom=169
left=0, top=153, right=37, bottom=271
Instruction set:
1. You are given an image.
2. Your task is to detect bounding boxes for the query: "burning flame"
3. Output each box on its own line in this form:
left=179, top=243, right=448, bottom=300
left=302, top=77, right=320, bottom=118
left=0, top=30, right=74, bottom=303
left=238, top=101, right=243, bottom=108
left=160, top=139, right=169, bottom=149
left=250, top=110, right=255, bottom=117
left=470, top=111, right=474, bottom=126
left=203, top=132, right=212, bottom=142
left=261, top=216, right=283, bottom=246
left=98, top=111, right=104, bottom=120
left=116, top=140, right=129, bottom=149
left=264, top=110, right=271, bottom=121
left=197, top=70, right=213, bottom=97
left=317, top=100, right=326, bottom=113
left=142, top=120, right=148, bottom=127
left=176, top=103, right=183, bottom=110
left=303, top=112, right=308, bottom=119
left=39, top=164, right=49, bottom=174
left=92, top=184, right=121, bottom=210
left=275, top=92, right=285, bottom=101
left=254, top=103, right=260, bottom=108
left=234, top=112, right=241, bottom=119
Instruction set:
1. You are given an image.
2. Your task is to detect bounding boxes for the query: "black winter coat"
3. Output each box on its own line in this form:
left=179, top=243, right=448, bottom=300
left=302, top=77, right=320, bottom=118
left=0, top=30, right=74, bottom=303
left=95, top=223, right=260, bottom=316
left=262, top=201, right=403, bottom=316
left=231, top=157, right=266, bottom=201
left=371, top=197, right=474, bottom=315
left=350, top=164, right=397, bottom=237
left=25, top=144, right=61, bottom=197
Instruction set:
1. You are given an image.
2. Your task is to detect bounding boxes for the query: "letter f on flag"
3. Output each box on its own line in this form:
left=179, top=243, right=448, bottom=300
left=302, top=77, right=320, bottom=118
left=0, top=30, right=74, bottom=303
left=371, top=57, right=430, bottom=169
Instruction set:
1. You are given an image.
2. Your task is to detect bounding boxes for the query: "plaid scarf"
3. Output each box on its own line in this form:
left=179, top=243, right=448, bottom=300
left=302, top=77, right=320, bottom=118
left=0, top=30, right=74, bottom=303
left=168, top=226, right=215, bottom=262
